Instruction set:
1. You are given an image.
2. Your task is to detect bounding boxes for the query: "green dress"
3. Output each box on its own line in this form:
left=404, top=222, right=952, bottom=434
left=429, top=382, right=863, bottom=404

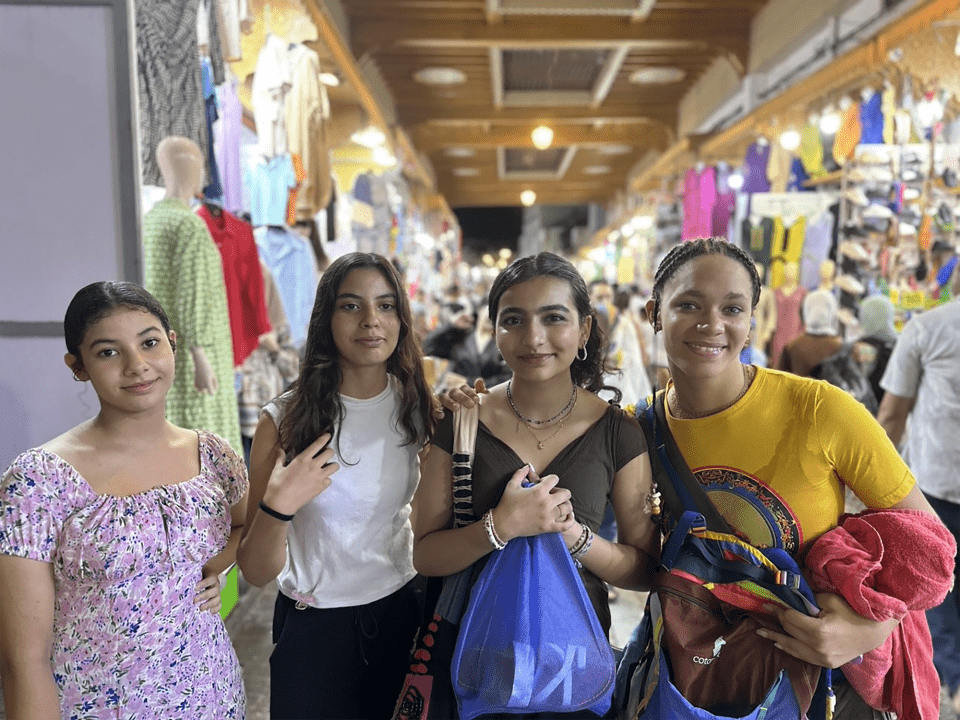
left=143, top=198, right=242, bottom=453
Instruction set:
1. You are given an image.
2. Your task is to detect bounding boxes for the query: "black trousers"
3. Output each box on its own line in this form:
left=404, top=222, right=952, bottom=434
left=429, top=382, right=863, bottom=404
left=270, top=580, right=420, bottom=720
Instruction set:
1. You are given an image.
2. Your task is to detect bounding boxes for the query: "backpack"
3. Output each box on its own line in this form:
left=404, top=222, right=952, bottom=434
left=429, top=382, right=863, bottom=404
left=811, top=342, right=879, bottom=414
left=614, top=395, right=833, bottom=720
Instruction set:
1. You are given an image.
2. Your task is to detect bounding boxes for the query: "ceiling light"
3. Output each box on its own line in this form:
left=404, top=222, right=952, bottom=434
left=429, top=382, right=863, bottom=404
left=608, top=230, right=621, bottom=242
left=531, top=125, right=554, bottom=150
left=727, top=172, right=744, bottom=190
left=351, top=126, right=386, bottom=149
left=598, top=144, right=632, bottom=156
left=584, top=165, right=611, bottom=175
left=819, top=112, right=842, bottom=135
left=632, top=215, right=654, bottom=230
left=520, top=189, right=537, bottom=207
left=620, top=223, right=634, bottom=236
left=319, top=72, right=340, bottom=87
left=373, top=147, right=397, bottom=167
left=444, top=147, right=475, bottom=158
left=779, top=130, right=801, bottom=151
left=453, top=167, right=479, bottom=177
left=630, top=67, right=686, bottom=84
left=414, top=67, right=467, bottom=85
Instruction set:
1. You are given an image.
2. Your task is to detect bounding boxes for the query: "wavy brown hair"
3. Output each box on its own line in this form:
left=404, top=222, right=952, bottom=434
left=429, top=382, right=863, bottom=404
left=278, top=253, right=434, bottom=458
left=487, top=252, right=617, bottom=400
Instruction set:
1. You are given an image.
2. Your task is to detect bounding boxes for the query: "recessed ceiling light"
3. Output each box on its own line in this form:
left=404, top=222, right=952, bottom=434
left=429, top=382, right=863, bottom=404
left=630, top=67, right=686, bottom=84
left=444, top=147, right=476, bottom=158
left=351, top=126, right=387, bottom=148
left=597, top=144, right=632, bottom=156
left=453, top=167, right=480, bottom=177
left=583, top=165, right=612, bottom=175
left=520, top=190, right=537, bottom=207
left=414, top=67, right=467, bottom=85
left=531, top=125, right=554, bottom=150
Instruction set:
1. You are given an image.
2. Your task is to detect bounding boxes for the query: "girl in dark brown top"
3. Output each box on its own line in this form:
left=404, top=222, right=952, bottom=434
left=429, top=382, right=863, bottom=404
left=412, top=252, right=660, bottom=635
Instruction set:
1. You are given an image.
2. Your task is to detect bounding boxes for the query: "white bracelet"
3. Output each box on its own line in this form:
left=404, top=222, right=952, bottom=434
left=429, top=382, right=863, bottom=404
left=483, top=509, right=507, bottom=550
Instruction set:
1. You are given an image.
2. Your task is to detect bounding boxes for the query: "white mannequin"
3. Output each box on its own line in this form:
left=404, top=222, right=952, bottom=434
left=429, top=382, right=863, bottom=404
left=754, top=263, right=778, bottom=352
left=156, top=137, right=218, bottom=395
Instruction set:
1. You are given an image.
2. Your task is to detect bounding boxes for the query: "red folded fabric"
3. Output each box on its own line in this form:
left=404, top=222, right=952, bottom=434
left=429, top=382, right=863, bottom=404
left=807, top=508, right=956, bottom=720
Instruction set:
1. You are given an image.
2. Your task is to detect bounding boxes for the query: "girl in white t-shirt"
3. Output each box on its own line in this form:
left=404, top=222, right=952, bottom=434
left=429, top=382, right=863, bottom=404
left=237, top=253, right=435, bottom=720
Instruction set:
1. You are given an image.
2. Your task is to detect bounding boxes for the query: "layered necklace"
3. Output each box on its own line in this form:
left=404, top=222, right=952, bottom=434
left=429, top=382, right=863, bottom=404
left=668, top=363, right=755, bottom=420
left=507, top=380, right=578, bottom=450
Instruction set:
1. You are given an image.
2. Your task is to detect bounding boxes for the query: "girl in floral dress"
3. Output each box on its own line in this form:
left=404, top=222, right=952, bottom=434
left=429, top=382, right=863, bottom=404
left=0, top=281, right=248, bottom=719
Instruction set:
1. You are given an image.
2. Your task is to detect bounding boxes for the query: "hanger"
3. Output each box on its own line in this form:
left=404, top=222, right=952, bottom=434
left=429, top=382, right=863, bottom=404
left=202, top=198, right=224, bottom=217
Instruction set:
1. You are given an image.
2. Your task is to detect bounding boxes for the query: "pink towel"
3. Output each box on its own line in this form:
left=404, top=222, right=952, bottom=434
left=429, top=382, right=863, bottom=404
left=807, top=509, right=956, bottom=720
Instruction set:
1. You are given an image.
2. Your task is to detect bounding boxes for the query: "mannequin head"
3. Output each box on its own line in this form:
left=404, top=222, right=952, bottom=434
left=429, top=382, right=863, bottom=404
left=802, top=290, right=839, bottom=336
left=156, top=136, right=204, bottom=202
left=818, top=259, right=835, bottom=290
left=782, top=261, right=799, bottom=289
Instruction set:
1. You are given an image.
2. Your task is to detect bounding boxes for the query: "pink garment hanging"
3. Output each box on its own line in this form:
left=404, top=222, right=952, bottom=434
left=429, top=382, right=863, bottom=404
left=682, top=166, right=717, bottom=241
left=771, top=285, right=807, bottom=367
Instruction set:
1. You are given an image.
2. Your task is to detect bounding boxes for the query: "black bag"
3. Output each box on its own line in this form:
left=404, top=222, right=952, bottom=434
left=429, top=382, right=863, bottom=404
left=811, top=342, right=879, bottom=415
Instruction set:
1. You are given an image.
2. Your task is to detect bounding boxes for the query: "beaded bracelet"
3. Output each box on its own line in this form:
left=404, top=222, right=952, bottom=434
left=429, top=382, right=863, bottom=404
left=482, top=509, right=507, bottom=550
left=569, top=523, right=594, bottom=567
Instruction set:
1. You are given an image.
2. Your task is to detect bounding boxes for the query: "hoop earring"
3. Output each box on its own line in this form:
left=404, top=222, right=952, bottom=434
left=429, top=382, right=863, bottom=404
left=576, top=345, right=588, bottom=362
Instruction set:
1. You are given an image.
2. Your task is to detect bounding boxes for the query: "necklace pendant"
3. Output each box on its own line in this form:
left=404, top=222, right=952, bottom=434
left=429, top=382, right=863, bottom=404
left=537, top=441, right=544, bottom=450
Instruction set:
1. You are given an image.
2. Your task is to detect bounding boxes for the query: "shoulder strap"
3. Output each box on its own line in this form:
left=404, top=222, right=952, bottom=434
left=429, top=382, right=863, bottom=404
left=451, top=405, right=480, bottom=529
left=637, top=392, right=732, bottom=534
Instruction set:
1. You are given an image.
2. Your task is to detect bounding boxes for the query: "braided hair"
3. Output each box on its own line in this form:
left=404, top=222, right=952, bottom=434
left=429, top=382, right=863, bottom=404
left=650, top=238, right=761, bottom=330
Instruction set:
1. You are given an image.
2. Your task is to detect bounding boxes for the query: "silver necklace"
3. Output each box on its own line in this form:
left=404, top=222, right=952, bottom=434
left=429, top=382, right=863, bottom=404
left=669, top=364, right=753, bottom=420
left=507, top=381, right=577, bottom=426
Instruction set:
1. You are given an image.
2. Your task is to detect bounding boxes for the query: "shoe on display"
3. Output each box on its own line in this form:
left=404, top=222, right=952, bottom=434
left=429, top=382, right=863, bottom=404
left=836, top=274, right=866, bottom=296
left=840, top=240, right=871, bottom=262
left=862, top=203, right=895, bottom=219
left=902, top=169, right=923, bottom=183
left=845, top=187, right=870, bottom=207
left=903, top=187, right=921, bottom=201
left=902, top=151, right=923, bottom=166
left=943, top=168, right=958, bottom=188
left=842, top=223, right=869, bottom=238
left=899, top=222, right=918, bottom=236
left=836, top=307, right=859, bottom=327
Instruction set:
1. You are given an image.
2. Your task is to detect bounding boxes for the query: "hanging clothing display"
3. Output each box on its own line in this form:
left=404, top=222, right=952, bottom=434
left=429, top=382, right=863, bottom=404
left=199, top=205, right=272, bottom=366
left=196, top=0, right=225, bottom=85
left=767, top=142, right=791, bottom=194
left=860, top=92, right=884, bottom=145
left=771, top=285, right=807, bottom=368
left=213, top=0, right=252, bottom=62
left=769, top=217, right=806, bottom=289
left=286, top=153, right=306, bottom=226
left=238, top=260, right=300, bottom=439
left=681, top=165, right=716, bottom=241
left=798, top=212, right=836, bottom=290
left=251, top=33, right=292, bottom=157
left=833, top=103, right=863, bottom=165
left=136, top=0, right=207, bottom=186
left=254, top=225, right=318, bottom=347
left=712, top=163, right=736, bottom=239
left=285, top=42, right=333, bottom=219
left=247, top=153, right=298, bottom=227
left=142, top=198, right=242, bottom=453
left=742, top=141, right=771, bottom=193
left=214, top=77, right=244, bottom=213
left=799, top=123, right=825, bottom=178
left=200, top=58, right=223, bottom=201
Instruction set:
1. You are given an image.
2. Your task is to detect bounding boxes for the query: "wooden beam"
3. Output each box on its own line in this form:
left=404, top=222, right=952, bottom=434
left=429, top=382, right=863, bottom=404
left=444, top=185, right=617, bottom=206
left=399, top=104, right=677, bottom=126
left=351, top=15, right=753, bottom=55
left=413, top=122, right=672, bottom=151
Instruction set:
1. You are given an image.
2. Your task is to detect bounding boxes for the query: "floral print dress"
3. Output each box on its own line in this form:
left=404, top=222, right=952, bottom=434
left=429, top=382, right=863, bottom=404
left=0, top=431, right=247, bottom=719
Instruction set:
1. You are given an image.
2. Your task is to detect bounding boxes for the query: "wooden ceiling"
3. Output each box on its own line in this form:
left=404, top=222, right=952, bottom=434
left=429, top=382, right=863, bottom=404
left=334, top=0, right=770, bottom=208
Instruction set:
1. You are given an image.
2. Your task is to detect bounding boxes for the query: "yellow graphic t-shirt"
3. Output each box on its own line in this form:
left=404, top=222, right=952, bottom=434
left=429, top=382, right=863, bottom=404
left=664, top=368, right=914, bottom=556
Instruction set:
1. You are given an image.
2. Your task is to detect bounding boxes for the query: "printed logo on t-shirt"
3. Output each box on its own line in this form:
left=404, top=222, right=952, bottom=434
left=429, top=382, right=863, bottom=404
left=696, top=467, right=801, bottom=554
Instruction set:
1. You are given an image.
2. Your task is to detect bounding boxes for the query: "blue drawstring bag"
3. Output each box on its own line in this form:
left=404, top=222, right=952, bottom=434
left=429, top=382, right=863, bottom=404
left=451, top=531, right=615, bottom=720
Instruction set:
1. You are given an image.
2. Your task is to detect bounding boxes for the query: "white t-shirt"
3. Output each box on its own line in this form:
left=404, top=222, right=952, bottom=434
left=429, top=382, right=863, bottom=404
left=263, top=376, right=421, bottom=608
left=881, top=299, right=960, bottom=503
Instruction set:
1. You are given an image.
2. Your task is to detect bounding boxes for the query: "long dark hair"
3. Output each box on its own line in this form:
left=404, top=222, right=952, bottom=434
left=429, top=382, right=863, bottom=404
left=650, top=237, right=761, bottom=330
left=278, top=253, right=434, bottom=458
left=64, top=281, right=174, bottom=362
left=487, top=252, right=614, bottom=397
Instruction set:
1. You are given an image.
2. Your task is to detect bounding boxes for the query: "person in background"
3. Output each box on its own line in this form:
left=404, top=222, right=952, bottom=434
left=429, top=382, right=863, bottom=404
left=589, top=280, right=651, bottom=407
left=0, top=281, right=247, bottom=719
left=854, top=295, right=898, bottom=408
left=877, top=263, right=960, bottom=714
left=422, top=304, right=511, bottom=390
left=237, top=253, right=435, bottom=720
left=776, top=289, right=843, bottom=378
